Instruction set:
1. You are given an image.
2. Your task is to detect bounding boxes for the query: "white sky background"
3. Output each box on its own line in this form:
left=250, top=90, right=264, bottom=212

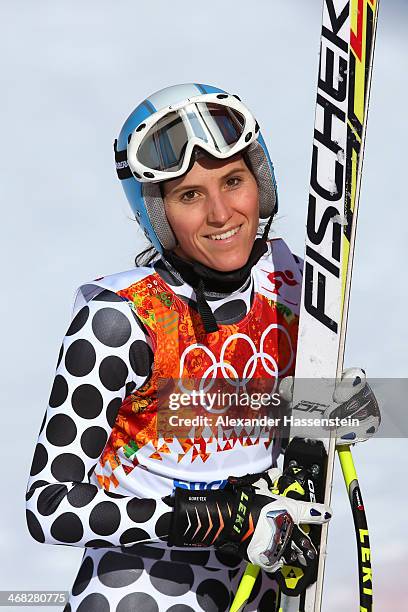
left=1, top=0, right=407, bottom=610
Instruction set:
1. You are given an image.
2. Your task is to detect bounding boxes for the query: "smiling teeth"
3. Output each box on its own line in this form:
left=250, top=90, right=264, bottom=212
left=209, top=226, right=240, bottom=241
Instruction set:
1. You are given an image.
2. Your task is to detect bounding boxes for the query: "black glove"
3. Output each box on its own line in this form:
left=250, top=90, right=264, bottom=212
left=166, top=470, right=332, bottom=573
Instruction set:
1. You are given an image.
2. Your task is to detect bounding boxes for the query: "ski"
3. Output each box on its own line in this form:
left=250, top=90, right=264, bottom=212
left=278, top=0, right=379, bottom=610
left=230, top=0, right=379, bottom=610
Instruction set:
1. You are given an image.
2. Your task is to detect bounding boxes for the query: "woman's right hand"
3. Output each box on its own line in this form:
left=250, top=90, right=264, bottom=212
left=167, top=470, right=332, bottom=573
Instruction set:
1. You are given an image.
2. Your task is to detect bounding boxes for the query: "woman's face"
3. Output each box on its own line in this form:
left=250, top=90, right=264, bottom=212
left=162, top=154, right=259, bottom=272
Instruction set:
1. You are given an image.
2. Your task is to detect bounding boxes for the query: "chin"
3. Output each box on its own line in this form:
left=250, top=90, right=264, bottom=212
left=180, top=239, right=254, bottom=271
left=208, top=253, right=250, bottom=272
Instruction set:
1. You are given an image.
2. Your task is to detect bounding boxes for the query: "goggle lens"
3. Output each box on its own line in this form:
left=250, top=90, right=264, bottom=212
left=136, top=103, right=246, bottom=173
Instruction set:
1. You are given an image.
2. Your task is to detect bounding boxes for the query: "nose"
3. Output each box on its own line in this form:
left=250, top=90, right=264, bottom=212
left=206, top=189, right=233, bottom=226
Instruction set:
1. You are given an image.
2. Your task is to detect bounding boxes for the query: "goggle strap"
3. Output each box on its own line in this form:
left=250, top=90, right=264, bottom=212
left=114, top=139, right=133, bottom=180
left=195, top=279, right=219, bottom=334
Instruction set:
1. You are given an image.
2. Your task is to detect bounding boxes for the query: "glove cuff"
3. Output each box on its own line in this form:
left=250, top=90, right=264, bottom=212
left=168, top=488, right=234, bottom=548
left=168, top=476, right=268, bottom=554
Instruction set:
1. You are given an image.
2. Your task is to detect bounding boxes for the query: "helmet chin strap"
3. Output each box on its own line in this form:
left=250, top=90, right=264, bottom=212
left=163, top=213, right=274, bottom=334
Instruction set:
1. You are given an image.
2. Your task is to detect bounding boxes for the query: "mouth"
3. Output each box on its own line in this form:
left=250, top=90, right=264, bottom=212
left=206, top=224, right=242, bottom=241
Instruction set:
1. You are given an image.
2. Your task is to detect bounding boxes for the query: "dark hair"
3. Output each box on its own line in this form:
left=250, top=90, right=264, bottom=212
left=134, top=245, right=159, bottom=267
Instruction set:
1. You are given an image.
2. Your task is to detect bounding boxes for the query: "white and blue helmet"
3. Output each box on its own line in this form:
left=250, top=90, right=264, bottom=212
left=114, top=83, right=278, bottom=253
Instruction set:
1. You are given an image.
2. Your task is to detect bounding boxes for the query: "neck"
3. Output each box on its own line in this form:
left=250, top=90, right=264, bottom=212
left=162, top=237, right=268, bottom=294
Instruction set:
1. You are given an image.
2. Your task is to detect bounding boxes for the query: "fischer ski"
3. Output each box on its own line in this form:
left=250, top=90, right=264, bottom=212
left=230, top=0, right=379, bottom=610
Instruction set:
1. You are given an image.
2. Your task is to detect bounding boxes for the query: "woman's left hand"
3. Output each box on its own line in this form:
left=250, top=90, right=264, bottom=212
left=279, top=368, right=381, bottom=444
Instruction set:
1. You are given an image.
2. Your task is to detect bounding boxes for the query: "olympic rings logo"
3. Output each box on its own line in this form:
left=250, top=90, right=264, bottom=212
left=177, top=323, right=294, bottom=414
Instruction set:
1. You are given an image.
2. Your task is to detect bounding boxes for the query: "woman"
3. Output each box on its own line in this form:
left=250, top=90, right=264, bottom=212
left=26, top=83, right=379, bottom=612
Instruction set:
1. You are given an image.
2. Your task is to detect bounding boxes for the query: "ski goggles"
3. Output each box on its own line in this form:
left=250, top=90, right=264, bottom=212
left=122, top=93, right=259, bottom=183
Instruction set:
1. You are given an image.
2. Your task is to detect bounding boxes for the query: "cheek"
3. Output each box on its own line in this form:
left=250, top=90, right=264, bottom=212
left=165, top=205, right=203, bottom=244
left=236, top=182, right=260, bottom=223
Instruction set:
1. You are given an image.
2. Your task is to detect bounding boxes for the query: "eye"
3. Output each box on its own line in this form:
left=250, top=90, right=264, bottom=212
left=181, top=190, right=198, bottom=202
left=226, top=176, right=242, bottom=188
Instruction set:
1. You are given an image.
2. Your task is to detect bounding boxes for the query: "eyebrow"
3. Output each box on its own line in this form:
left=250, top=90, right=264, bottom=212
left=166, top=166, right=247, bottom=196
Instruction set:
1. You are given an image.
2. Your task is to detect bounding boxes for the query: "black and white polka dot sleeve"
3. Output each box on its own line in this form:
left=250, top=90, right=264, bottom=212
left=25, top=290, right=172, bottom=549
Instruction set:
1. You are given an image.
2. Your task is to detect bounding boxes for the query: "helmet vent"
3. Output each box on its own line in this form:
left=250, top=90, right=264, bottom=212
left=216, top=94, right=228, bottom=99
left=144, top=172, right=155, bottom=179
left=245, top=132, right=252, bottom=142
left=136, top=123, right=146, bottom=132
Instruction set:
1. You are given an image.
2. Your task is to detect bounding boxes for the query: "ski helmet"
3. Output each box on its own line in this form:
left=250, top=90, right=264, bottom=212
left=114, top=83, right=278, bottom=253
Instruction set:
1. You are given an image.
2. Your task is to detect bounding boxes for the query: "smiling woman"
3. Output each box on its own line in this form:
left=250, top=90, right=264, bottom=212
left=162, top=153, right=259, bottom=271
left=25, top=82, right=379, bottom=612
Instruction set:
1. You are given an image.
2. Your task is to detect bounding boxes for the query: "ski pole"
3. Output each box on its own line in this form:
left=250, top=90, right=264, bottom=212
left=337, top=445, right=373, bottom=611
left=230, top=446, right=373, bottom=612
left=229, top=563, right=260, bottom=612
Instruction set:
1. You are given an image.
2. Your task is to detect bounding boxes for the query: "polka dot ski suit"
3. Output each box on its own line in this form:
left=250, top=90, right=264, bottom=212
left=25, top=239, right=303, bottom=611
